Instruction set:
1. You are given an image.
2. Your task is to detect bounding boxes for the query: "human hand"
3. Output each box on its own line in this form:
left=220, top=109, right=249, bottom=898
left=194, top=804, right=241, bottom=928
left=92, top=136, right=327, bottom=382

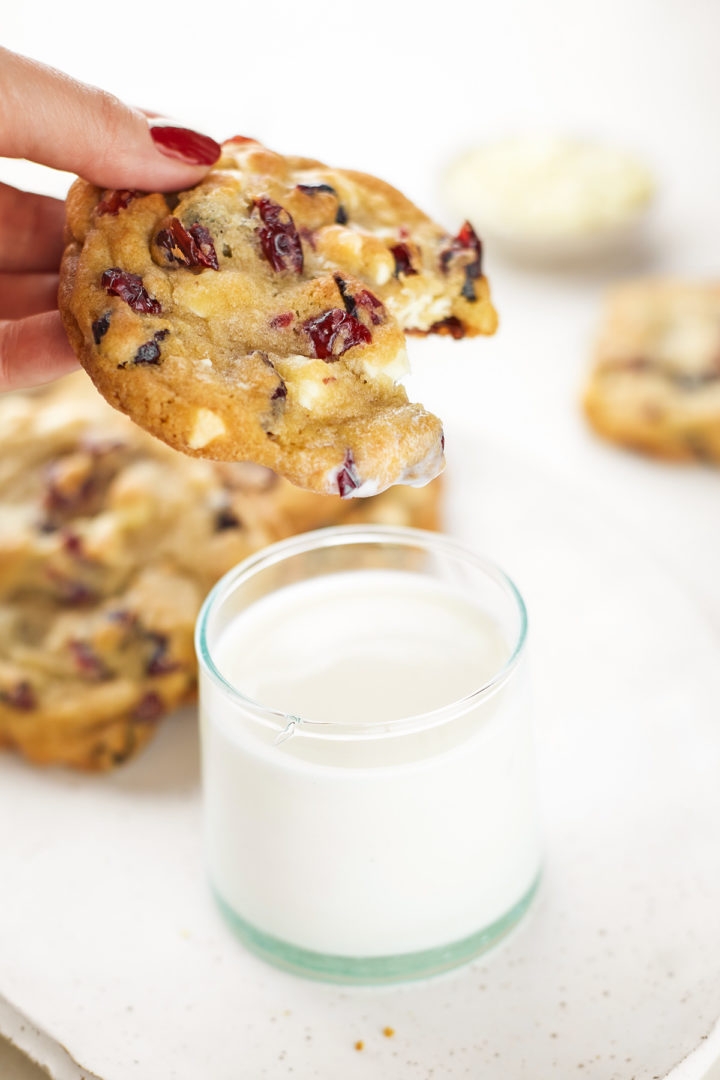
left=0, top=47, right=221, bottom=391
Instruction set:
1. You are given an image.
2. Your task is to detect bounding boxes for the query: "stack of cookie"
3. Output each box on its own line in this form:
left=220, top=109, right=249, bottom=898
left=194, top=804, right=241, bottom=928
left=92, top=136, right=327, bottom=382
left=0, top=374, right=441, bottom=770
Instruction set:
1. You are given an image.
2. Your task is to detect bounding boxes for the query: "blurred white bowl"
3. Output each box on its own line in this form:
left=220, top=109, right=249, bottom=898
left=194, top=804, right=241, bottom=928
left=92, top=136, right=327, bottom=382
left=441, top=135, right=656, bottom=264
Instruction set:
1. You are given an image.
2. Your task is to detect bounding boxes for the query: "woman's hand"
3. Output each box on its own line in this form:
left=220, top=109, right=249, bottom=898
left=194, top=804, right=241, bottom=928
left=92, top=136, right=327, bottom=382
left=0, top=46, right=221, bottom=391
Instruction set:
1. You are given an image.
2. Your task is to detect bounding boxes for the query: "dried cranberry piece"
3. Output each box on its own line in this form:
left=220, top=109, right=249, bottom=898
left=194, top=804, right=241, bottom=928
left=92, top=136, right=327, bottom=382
left=0, top=681, right=36, bottom=711
left=299, top=226, right=317, bottom=250
left=440, top=220, right=483, bottom=302
left=68, top=584, right=97, bottom=606
left=429, top=316, right=466, bottom=339
left=45, top=563, right=97, bottom=605
left=296, top=183, right=337, bottom=197
left=215, top=507, right=242, bottom=531
left=355, top=290, right=385, bottom=325
left=96, top=190, right=139, bottom=216
left=254, top=197, right=304, bottom=273
left=456, top=221, right=482, bottom=261
left=61, top=530, right=85, bottom=558
left=440, top=220, right=483, bottom=273
left=92, top=312, right=111, bottom=345
left=187, top=223, right=218, bottom=267
left=127, top=329, right=169, bottom=367
left=101, top=269, right=162, bottom=315
left=132, top=692, right=165, bottom=723
left=155, top=218, right=219, bottom=270
left=334, top=274, right=357, bottom=317
left=145, top=633, right=180, bottom=677
left=270, top=311, right=294, bottom=329
left=132, top=342, right=161, bottom=366
left=303, top=309, right=371, bottom=360
left=337, top=451, right=361, bottom=497
left=390, top=242, right=418, bottom=277
left=69, top=640, right=110, bottom=681
left=335, top=204, right=348, bottom=225
left=333, top=277, right=384, bottom=326
left=460, top=276, right=477, bottom=302
left=47, top=572, right=98, bottom=606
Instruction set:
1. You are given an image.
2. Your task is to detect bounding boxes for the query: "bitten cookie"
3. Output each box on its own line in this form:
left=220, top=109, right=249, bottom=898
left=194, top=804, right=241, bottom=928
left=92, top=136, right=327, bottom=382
left=584, top=280, right=720, bottom=461
left=0, top=374, right=442, bottom=770
left=59, top=137, right=496, bottom=497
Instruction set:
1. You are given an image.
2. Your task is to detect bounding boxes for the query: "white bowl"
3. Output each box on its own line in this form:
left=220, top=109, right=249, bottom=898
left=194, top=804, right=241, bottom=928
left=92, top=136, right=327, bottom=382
left=441, top=135, right=656, bottom=264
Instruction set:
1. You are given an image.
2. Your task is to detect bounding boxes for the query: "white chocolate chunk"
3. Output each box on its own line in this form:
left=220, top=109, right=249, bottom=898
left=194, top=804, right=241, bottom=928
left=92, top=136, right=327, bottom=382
left=386, top=292, right=453, bottom=332
left=360, top=344, right=410, bottom=383
left=274, top=356, right=336, bottom=413
left=372, top=260, right=393, bottom=286
left=295, top=378, right=327, bottom=411
left=188, top=408, right=226, bottom=449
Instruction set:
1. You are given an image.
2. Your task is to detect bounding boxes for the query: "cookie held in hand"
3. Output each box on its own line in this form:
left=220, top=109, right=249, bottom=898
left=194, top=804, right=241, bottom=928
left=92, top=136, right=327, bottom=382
left=59, top=138, right=496, bottom=496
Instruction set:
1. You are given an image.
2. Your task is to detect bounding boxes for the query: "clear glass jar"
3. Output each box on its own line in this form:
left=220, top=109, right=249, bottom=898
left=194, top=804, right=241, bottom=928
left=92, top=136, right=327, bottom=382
left=195, top=525, right=541, bottom=983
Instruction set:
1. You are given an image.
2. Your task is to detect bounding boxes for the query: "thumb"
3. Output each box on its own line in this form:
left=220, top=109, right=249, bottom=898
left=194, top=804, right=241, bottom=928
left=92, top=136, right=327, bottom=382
left=0, top=48, right=221, bottom=191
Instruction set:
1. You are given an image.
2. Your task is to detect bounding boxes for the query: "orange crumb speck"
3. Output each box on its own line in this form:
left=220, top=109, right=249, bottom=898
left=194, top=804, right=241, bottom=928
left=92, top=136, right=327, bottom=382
left=382, top=1027, right=395, bottom=1038
left=354, top=1040, right=364, bottom=1051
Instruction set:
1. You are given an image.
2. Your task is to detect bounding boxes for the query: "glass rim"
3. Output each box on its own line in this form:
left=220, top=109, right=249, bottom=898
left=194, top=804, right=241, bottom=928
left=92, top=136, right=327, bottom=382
left=195, top=524, right=528, bottom=739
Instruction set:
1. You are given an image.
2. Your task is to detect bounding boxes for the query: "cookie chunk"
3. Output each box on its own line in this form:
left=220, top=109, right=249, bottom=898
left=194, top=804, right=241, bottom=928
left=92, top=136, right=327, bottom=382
left=0, top=374, right=442, bottom=769
left=59, top=138, right=496, bottom=497
left=584, top=281, right=720, bottom=461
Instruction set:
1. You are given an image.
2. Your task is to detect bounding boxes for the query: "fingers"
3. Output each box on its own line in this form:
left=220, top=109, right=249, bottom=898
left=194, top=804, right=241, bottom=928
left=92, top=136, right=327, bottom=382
left=0, top=48, right=221, bottom=191
left=0, top=184, right=65, bottom=271
left=0, top=272, right=59, bottom=319
left=0, top=311, right=79, bottom=391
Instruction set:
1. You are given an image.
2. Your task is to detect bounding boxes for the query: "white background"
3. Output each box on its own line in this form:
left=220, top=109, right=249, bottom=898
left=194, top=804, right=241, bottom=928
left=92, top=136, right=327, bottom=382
left=2, top=0, right=720, bottom=1076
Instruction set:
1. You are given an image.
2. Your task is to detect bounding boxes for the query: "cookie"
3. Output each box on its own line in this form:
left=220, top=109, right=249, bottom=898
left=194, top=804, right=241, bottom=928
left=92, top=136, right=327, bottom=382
left=0, top=567, right=200, bottom=770
left=59, top=137, right=496, bottom=498
left=584, top=280, right=720, bottom=461
left=0, top=374, right=442, bottom=769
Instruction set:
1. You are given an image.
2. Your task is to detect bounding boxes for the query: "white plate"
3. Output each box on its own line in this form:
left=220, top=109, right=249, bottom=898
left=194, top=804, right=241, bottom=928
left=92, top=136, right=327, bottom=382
left=1, top=438, right=719, bottom=1080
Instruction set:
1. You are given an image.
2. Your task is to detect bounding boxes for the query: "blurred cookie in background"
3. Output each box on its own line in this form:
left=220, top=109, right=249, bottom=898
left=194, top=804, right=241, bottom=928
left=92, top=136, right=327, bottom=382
left=0, top=374, right=442, bottom=770
left=442, top=135, right=655, bottom=263
left=584, top=280, right=720, bottom=462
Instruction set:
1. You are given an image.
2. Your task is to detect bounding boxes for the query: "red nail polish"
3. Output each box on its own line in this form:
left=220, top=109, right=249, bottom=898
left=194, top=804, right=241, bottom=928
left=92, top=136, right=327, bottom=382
left=150, top=124, right=221, bottom=166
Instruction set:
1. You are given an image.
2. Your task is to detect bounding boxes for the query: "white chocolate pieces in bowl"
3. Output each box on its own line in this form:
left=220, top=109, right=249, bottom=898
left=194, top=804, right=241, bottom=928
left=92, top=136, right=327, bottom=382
left=441, top=135, right=655, bottom=263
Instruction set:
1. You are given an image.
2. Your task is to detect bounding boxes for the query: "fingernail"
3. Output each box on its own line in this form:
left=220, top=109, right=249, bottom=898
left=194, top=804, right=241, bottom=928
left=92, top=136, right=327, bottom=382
left=149, top=121, right=221, bottom=166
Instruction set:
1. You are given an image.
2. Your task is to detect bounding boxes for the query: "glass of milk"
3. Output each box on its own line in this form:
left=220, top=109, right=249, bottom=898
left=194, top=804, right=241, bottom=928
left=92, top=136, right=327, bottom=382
left=196, top=525, right=541, bottom=983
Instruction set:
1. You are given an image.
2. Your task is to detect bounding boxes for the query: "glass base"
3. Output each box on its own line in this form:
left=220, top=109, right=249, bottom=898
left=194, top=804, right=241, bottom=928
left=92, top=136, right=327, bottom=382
left=213, top=872, right=541, bottom=985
